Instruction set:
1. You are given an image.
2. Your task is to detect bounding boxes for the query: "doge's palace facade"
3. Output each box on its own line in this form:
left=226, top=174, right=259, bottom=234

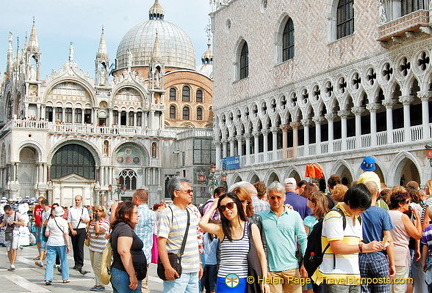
left=210, top=0, right=432, bottom=187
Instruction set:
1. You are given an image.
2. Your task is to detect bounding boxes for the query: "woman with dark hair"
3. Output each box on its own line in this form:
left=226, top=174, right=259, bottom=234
left=110, top=201, right=146, bottom=293
left=199, top=192, right=269, bottom=293
left=388, top=188, right=422, bottom=293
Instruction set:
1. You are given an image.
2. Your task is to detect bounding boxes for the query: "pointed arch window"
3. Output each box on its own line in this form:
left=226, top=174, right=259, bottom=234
left=182, top=86, right=190, bottom=102
left=119, top=169, right=137, bottom=190
left=170, top=88, right=177, bottom=101
left=282, top=18, right=294, bottom=61
left=197, top=107, right=203, bottom=121
left=183, top=106, right=190, bottom=120
left=170, top=105, right=176, bottom=119
left=240, top=42, right=249, bottom=79
left=337, top=0, right=354, bottom=39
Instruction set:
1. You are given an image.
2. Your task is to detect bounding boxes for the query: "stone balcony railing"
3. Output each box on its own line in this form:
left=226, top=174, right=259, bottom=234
left=377, top=10, right=430, bottom=42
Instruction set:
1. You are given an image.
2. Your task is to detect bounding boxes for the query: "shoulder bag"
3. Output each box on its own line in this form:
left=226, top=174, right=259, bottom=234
left=4, top=212, right=16, bottom=242
left=100, top=240, right=112, bottom=285
left=247, top=222, right=263, bottom=293
left=157, top=207, right=190, bottom=280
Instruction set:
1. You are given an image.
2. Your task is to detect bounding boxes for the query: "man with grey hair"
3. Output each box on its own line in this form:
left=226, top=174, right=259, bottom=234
left=158, top=177, right=203, bottom=292
left=259, top=181, right=307, bottom=293
left=229, top=181, right=269, bottom=214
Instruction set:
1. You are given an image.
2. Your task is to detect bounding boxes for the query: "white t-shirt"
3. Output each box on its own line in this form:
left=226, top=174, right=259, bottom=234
left=46, top=217, right=69, bottom=246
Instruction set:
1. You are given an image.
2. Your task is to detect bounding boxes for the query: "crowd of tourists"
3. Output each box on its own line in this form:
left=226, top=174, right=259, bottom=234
left=1, top=156, right=432, bottom=293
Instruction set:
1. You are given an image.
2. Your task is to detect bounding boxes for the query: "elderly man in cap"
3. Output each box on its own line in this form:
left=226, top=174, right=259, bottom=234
left=284, top=178, right=311, bottom=220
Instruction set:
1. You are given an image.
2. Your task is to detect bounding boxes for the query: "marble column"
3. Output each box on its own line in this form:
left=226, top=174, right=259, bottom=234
left=366, top=103, right=380, bottom=146
left=228, top=137, right=235, bottom=157
left=271, top=127, right=279, bottom=160
left=399, top=95, right=414, bottom=142
left=325, top=113, right=336, bottom=153
left=301, top=119, right=312, bottom=156
left=253, top=131, right=260, bottom=163
left=262, top=129, right=270, bottom=155
left=382, top=99, right=396, bottom=144
left=236, top=135, right=243, bottom=157
left=419, top=92, right=431, bottom=140
left=290, top=122, right=300, bottom=158
left=222, top=139, right=228, bottom=158
left=338, top=110, right=350, bottom=151
left=245, top=134, right=252, bottom=165
left=351, top=106, right=365, bottom=148
left=280, top=124, right=289, bottom=159
left=313, top=116, right=324, bottom=154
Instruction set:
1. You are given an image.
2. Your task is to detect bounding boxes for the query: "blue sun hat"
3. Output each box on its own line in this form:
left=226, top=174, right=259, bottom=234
left=361, top=156, right=376, bottom=171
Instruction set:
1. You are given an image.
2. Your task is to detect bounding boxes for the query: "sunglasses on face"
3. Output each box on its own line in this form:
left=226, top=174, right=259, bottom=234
left=218, top=202, right=236, bottom=212
left=177, top=189, right=193, bottom=194
left=269, top=195, right=283, bottom=200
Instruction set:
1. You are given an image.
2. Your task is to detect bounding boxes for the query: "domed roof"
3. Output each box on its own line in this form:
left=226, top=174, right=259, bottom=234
left=116, top=0, right=196, bottom=70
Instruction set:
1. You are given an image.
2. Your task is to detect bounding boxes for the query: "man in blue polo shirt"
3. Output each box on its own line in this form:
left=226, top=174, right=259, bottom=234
left=260, top=181, right=307, bottom=293
left=284, top=177, right=311, bottom=220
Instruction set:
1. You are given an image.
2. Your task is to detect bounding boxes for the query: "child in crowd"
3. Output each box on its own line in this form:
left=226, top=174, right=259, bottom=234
left=201, top=230, right=219, bottom=293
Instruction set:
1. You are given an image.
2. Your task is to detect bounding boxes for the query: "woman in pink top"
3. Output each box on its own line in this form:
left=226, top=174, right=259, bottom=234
left=388, top=188, right=422, bottom=293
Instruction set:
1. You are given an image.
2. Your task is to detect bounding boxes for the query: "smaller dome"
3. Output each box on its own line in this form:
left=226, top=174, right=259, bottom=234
left=201, top=39, right=213, bottom=64
left=149, top=0, right=164, bottom=20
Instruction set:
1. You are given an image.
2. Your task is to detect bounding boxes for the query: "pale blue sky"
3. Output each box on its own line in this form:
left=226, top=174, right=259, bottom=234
left=0, top=0, right=210, bottom=79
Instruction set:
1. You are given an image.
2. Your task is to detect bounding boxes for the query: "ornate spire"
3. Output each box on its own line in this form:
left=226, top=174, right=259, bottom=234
left=27, top=17, right=39, bottom=52
left=149, top=0, right=164, bottom=20
left=151, top=32, right=161, bottom=63
left=97, top=26, right=108, bottom=59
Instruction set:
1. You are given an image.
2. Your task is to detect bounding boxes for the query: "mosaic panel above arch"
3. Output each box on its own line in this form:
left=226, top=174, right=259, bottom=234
left=115, top=145, right=146, bottom=166
left=46, top=82, right=91, bottom=105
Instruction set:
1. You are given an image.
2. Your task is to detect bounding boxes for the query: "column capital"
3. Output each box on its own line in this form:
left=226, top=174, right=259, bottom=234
left=351, top=106, right=365, bottom=115
left=290, top=122, right=301, bottom=129
left=399, top=95, right=414, bottom=105
left=366, top=103, right=380, bottom=112
left=382, top=99, right=397, bottom=108
left=417, top=91, right=432, bottom=101
left=221, top=138, right=227, bottom=143
left=337, top=109, right=351, bottom=118
left=236, top=135, right=244, bottom=142
left=244, top=133, right=252, bottom=139
left=301, top=118, right=312, bottom=127
left=270, top=126, right=279, bottom=133
left=325, top=113, right=337, bottom=121
left=252, top=130, right=261, bottom=137
left=312, top=116, right=325, bottom=125
left=261, top=129, right=270, bottom=136
left=227, top=137, right=236, bottom=142
left=280, top=124, right=290, bottom=131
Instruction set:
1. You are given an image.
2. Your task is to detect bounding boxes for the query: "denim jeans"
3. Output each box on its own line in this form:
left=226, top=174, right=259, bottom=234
left=44, top=245, right=69, bottom=281
left=163, top=272, right=199, bottom=293
left=111, top=267, right=142, bottom=293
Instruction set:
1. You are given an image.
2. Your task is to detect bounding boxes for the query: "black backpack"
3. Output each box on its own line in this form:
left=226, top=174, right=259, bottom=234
left=303, top=207, right=361, bottom=277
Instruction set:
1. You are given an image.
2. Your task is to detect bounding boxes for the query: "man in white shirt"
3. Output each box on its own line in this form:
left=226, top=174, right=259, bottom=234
left=67, top=195, right=90, bottom=274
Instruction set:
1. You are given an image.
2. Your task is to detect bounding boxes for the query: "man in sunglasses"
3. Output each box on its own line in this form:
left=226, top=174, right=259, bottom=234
left=259, top=181, right=308, bottom=293
left=158, top=177, right=203, bottom=292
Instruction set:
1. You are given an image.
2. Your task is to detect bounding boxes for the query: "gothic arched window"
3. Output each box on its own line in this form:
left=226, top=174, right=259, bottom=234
left=240, top=42, right=249, bottom=79
left=282, top=18, right=294, bottom=61
left=119, top=169, right=137, bottom=190
left=337, top=0, right=354, bottom=39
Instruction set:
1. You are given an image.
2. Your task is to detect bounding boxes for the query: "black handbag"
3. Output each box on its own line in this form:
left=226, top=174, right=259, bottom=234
left=247, top=223, right=262, bottom=293
left=157, top=208, right=190, bottom=280
left=4, top=212, right=16, bottom=242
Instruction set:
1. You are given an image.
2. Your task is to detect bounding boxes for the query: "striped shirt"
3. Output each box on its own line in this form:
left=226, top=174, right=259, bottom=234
left=158, top=204, right=200, bottom=274
left=218, top=222, right=249, bottom=278
left=313, top=203, right=362, bottom=285
left=88, top=218, right=110, bottom=253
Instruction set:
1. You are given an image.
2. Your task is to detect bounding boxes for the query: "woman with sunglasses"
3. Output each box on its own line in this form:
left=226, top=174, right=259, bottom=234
left=199, top=192, right=269, bottom=293
left=388, top=187, right=422, bottom=293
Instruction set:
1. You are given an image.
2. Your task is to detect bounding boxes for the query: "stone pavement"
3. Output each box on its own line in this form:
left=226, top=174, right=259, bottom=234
left=0, top=244, right=164, bottom=292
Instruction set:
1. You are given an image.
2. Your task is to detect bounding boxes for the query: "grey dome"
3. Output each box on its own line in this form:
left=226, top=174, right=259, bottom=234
left=116, top=16, right=196, bottom=70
